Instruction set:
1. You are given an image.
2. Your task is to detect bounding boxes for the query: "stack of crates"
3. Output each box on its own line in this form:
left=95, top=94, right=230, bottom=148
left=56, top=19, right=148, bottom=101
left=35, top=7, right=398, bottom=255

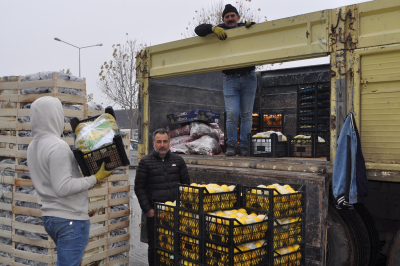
left=242, top=184, right=306, bottom=266
left=154, top=182, right=305, bottom=266
left=154, top=202, right=176, bottom=266
left=0, top=73, right=130, bottom=265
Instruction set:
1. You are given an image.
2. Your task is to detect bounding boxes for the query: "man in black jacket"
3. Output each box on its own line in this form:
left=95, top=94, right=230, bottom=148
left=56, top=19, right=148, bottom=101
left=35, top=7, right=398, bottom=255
left=134, top=128, right=190, bottom=266
left=195, top=4, right=257, bottom=157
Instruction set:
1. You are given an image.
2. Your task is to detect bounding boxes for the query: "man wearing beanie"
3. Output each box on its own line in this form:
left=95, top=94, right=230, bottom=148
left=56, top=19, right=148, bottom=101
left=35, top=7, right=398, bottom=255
left=195, top=4, right=257, bottom=156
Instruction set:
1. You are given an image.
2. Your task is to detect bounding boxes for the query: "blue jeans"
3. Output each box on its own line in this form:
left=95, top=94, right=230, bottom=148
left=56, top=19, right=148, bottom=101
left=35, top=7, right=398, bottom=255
left=223, top=71, right=257, bottom=147
left=42, top=216, right=90, bottom=266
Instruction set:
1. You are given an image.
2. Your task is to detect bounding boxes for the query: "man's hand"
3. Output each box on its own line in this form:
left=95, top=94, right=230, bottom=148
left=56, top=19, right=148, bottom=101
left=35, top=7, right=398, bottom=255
left=146, top=209, right=155, bottom=217
left=213, top=26, right=227, bottom=40
left=94, top=162, right=113, bottom=183
left=245, top=21, right=253, bottom=29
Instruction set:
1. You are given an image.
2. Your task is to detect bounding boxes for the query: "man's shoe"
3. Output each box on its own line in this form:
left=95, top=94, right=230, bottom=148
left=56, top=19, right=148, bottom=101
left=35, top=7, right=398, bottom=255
left=240, top=145, right=248, bottom=156
left=225, top=143, right=237, bottom=156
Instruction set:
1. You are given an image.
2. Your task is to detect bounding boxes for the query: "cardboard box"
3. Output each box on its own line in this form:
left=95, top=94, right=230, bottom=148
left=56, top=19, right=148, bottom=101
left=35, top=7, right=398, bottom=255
left=166, top=109, right=220, bottom=125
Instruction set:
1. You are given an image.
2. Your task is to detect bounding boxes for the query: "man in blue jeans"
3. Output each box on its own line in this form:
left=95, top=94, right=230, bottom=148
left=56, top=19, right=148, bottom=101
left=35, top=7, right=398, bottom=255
left=195, top=4, right=257, bottom=156
left=27, top=96, right=113, bottom=265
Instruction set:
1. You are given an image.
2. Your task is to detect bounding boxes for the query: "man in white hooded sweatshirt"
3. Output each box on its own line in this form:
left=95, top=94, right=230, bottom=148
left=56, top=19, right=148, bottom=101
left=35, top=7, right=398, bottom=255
left=27, top=96, right=112, bottom=266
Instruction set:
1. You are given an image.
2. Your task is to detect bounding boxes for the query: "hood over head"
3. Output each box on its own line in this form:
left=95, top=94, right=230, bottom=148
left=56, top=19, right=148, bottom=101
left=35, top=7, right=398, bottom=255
left=30, top=96, right=64, bottom=139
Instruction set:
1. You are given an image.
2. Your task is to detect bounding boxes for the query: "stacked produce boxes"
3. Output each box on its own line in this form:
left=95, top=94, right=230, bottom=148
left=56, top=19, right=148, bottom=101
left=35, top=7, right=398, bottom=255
left=0, top=72, right=130, bottom=265
left=154, top=181, right=304, bottom=266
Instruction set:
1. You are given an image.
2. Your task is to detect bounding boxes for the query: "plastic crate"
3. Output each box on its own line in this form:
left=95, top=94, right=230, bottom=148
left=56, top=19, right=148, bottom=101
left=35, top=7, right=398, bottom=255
left=204, top=210, right=269, bottom=246
left=177, top=208, right=202, bottom=237
left=155, top=248, right=175, bottom=266
left=178, top=232, right=202, bottom=263
left=273, top=243, right=305, bottom=266
left=204, top=241, right=268, bottom=266
left=156, top=226, right=175, bottom=252
left=70, top=107, right=130, bottom=176
left=155, top=202, right=176, bottom=230
left=290, top=135, right=326, bottom=158
left=272, top=215, right=304, bottom=250
left=177, top=183, right=240, bottom=212
left=248, top=133, right=288, bottom=157
left=242, top=184, right=305, bottom=219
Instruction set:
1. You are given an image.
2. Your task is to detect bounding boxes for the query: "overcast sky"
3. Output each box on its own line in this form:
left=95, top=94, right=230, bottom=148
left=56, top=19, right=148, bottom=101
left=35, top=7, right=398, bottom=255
left=1, top=0, right=368, bottom=106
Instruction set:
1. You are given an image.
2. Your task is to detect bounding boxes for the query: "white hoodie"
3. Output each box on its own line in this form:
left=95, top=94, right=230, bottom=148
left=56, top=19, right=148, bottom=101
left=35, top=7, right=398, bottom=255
left=27, top=96, right=97, bottom=220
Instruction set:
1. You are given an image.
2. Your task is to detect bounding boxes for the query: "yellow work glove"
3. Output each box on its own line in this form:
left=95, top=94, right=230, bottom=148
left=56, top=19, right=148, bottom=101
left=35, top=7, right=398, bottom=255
left=94, top=162, right=113, bottom=183
left=245, top=21, right=253, bottom=29
left=213, top=26, right=227, bottom=40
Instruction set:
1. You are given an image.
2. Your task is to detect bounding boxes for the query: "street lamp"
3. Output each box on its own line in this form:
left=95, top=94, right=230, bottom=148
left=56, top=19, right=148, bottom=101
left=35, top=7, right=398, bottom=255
left=54, top=37, right=102, bottom=77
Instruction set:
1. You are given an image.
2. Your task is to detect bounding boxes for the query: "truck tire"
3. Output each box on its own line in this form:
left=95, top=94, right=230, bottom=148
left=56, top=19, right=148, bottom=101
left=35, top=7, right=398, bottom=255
left=327, top=204, right=357, bottom=266
left=327, top=202, right=375, bottom=266
left=354, top=204, right=380, bottom=266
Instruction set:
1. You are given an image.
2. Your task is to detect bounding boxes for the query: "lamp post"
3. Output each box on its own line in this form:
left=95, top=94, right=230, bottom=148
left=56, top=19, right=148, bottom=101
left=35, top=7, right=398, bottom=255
left=54, top=37, right=102, bottom=77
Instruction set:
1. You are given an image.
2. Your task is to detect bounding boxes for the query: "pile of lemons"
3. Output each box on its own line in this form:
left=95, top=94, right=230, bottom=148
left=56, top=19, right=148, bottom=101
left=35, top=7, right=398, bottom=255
left=205, top=240, right=268, bottom=266
left=206, top=208, right=268, bottom=244
left=180, top=183, right=238, bottom=212
left=158, top=201, right=176, bottom=228
left=245, top=184, right=303, bottom=217
left=179, top=235, right=200, bottom=262
left=157, top=227, right=174, bottom=252
left=156, top=249, right=174, bottom=266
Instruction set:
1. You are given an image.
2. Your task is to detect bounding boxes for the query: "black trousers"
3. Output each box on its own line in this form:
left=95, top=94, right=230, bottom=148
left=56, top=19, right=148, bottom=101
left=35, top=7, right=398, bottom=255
left=146, top=216, right=155, bottom=266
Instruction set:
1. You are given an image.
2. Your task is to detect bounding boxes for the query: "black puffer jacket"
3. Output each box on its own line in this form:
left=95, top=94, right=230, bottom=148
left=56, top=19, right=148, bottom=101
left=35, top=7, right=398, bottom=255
left=134, top=150, right=190, bottom=213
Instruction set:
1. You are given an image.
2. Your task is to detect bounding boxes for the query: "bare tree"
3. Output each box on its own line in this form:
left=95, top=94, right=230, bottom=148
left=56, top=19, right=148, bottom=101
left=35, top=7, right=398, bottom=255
left=182, top=0, right=266, bottom=38
left=97, top=36, right=144, bottom=138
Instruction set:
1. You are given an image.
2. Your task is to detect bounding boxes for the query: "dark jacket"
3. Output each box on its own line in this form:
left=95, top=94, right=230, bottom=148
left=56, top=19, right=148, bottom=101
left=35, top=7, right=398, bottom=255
left=134, top=150, right=190, bottom=213
left=195, top=22, right=256, bottom=75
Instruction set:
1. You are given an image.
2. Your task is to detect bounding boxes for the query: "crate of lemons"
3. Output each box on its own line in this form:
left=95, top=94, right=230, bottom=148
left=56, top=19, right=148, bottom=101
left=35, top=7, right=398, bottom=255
left=178, top=234, right=201, bottom=263
left=205, top=240, right=268, bottom=266
left=155, top=201, right=176, bottom=229
left=273, top=216, right=303, bottom=250
left=244, top=184, right=304, bottom=218
left=156, top=226, right=175, bottom=252
left=178, top=209, right=201, bottom=237
left=204, top=208, right=268, bottom=245
left=274, top=244, right=303, bottom=266
left=156, top=249, right=175, bottom=266
left=178, top=183, right=239, bottom=212
left=204, top=241, right=302, bottom=266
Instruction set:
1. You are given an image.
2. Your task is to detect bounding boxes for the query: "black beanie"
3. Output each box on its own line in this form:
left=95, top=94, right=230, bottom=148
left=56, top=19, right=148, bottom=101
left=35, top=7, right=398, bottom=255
left=222, top=4, right=238, bottom=18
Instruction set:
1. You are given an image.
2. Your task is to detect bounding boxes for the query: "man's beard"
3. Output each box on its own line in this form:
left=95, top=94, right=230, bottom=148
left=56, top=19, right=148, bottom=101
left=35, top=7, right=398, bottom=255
left=156, top=147, right=169, bottom=156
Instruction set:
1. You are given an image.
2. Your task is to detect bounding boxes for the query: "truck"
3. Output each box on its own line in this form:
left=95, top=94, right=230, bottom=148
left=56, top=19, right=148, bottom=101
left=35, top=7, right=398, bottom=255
left=136, top=0, right=400, bottom=265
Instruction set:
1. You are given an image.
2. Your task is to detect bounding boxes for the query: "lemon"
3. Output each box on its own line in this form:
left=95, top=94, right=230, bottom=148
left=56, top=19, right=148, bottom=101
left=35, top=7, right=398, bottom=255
left=231, top=209, right=238, bottom=214
left=228, top=185, right=235, bottom=191
left=220, top=185, right=229, bottom=191
left=208, top=188, right=216, bottom=193
left=190, top=183, right=198, bottom=187
left=238, top=208, right=247, bottom=214
left=287, top=246, right=295, bottom=253
left=254, top=242, right=262, bottom=248
left=236, top=213, right=245, bottom=218
left=257, top=214, right=266, bottom=220
left=253, top=217, right=262, bottom=222
left=293, top=244, right=300, bottom=251
left=215, top=212, right=225, bottom=216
